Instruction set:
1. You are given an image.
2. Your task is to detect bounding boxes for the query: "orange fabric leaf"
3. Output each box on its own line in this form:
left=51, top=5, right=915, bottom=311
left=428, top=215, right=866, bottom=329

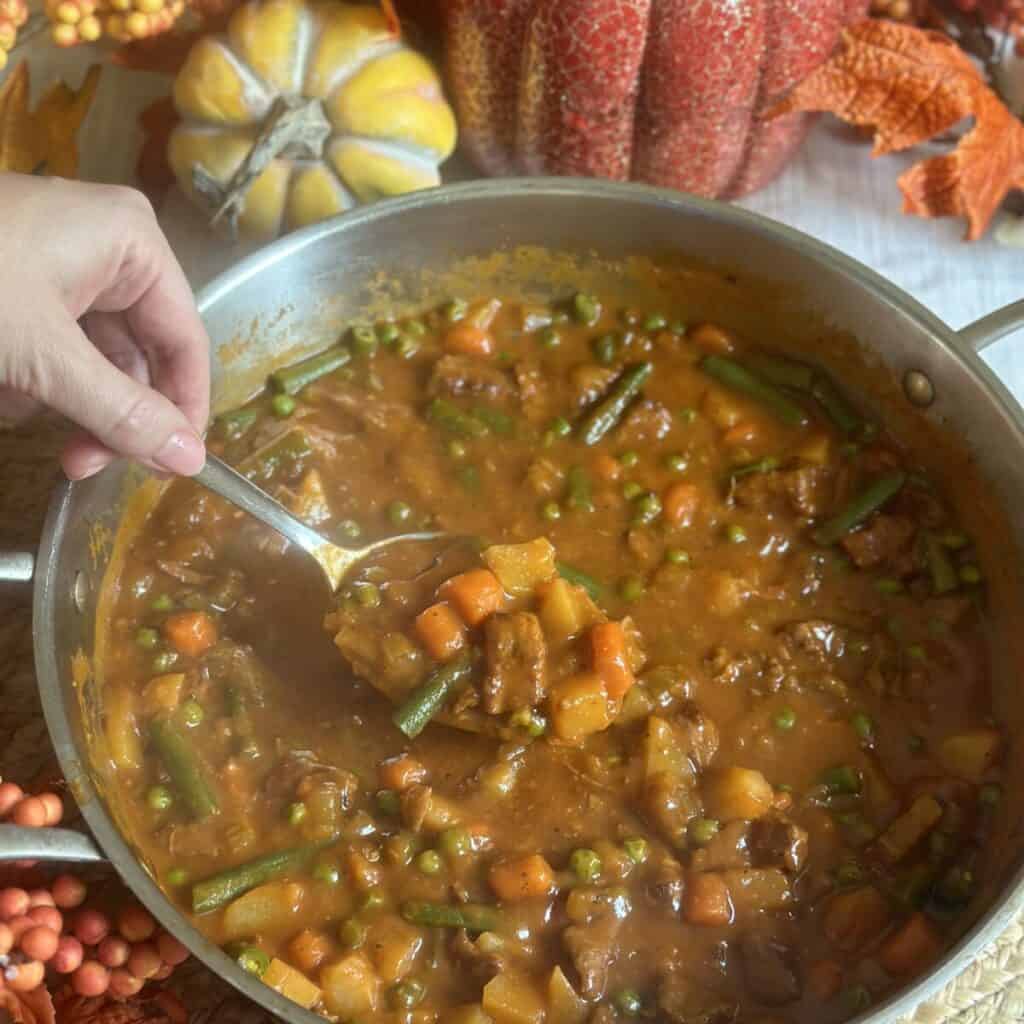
left=135, top=96, right=180, bottom=207
left=380, top=0, right=401, bottom=35
left=0, top=61, right=100, bottom=177
left=0, top=986, right=56, bottom=1024
left=769, top=18, right=1024, bottom=240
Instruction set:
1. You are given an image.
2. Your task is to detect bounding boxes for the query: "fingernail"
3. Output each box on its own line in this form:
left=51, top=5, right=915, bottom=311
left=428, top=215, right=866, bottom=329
left=154, top=431, right=206, bottom=476
left=65, top=452, right=112, bottom=481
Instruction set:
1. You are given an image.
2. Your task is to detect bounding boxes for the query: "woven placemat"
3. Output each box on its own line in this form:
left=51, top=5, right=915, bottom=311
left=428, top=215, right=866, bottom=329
left=0, top=419, right=1019, bottom=1023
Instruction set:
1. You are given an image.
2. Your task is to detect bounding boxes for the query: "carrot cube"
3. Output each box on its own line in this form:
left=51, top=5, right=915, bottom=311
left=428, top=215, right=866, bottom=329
left=589, top=622, right=634, bottom=700
left=684, top=872, right=733, bottom=926
left=662, top=482, right=701, bottom=527
left=488, top=854, right=556, bottom=902
left=414, top=602, right=467, bottom=662
left=439, top=569, right=504, bottom=627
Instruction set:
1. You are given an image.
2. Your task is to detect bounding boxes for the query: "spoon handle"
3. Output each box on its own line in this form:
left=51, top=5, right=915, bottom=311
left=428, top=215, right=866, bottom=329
left=195, top=453, right=330, bottom=563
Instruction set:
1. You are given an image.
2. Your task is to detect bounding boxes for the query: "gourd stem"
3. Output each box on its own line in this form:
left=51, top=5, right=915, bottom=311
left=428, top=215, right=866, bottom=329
left=192, top=95, right=331, bottom=238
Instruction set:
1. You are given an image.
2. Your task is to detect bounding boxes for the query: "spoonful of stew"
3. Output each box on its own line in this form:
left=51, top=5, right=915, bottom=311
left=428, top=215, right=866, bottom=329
left=194, top=453, right=446, bottom=592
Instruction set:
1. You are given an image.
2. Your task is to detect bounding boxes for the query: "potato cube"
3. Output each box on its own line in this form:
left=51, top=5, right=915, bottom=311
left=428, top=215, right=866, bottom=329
left=721, top=868, right=791, bottom=917
left=482, top=971, right=547, bottom=1024
left=938, top=728, right=1002, bottom=782
left=548, top=673, right=611, bottom=744
left=547, top=966, right=587, bottom=1024
left=320, top=952, right=380, bottom=1018
left=366, top=914, right=424, bottom=983
left=223, top=882, right=304, bottom=941
left=823, top=886, right=891, bottom=952
left=704, top=766, right=774, bottom=822
left=143, top=673, right=186, bottom=714
left=263, top=957, right=322, bottom=1010
left=683, top=872, right=732, bottom=926
left=537, top=578, right=600, bottom=640
left=482, top=538, right=557, bottom=597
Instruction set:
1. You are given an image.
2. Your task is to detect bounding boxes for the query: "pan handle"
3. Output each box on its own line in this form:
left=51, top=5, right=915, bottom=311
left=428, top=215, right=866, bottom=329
left=0, top=551, right=34, bottom=585
left=958, top=299, right=1024, bottom=353
left=0, top=825, right=106, bottom=864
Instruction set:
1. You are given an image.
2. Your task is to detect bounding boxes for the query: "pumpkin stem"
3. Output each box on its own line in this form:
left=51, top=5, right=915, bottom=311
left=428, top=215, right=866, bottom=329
left=191, top=94, right=331, bottom=238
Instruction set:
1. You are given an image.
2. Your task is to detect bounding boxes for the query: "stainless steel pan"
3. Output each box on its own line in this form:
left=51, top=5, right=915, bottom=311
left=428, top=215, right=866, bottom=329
left=4, top=179, right=1024, bottom=1024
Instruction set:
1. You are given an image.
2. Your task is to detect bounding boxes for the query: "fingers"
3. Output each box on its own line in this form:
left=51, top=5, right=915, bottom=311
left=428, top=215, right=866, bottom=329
left=60, top=433, right=117, bottom=481
left=0, top=387, right=41, bottom=423
left=8, top=309, right=205, bottom=477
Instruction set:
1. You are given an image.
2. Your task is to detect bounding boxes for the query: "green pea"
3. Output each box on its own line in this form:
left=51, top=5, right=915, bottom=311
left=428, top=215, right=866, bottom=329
left=404, top=319, right=427, bottom=338
left=438, top=827, right=472, bottom=860
left=642, top=313, right=667, bottom=332
left=906, top=643, right=926, bottom=661
left=677, top=407, right=697, bottom=424
left=726, top=524, right=747, bottom=544
left=622, top=481, right=643, bottom=501
left=619, top=308, right=640, bottom=326
left=663, top=453, right=687, bottom=473
left=391, top=979, right=426, bottom=1009
left=458, top=465, right=481, bottom=493
left=851, top=712, right=875, bottom=743
left=773, top=708, right=796, bottom=731
left=150, top=594, right=174, bottom=613
left=312, top=862, right=341, bottom=885
left=570, top=848, right=602, bottom=883
left=337, top=519, right=362, bottom=541
left=235, top=945, right=270, bottom=977
left=387, top=500, right=413, bottom=526
left=688, top=818, right=720, bottom=846
left=548, top=416, right=572, bottom=439
left=619, top=575, right=646, bottom=603
left=509, top=707, right=547, bottom=737
left=875, top=578, right=905, bottom=595
left=447, top=439, right=469, bottom=459
left=541, top=501, right=562, bottom=522
left=540, top=327, right=561, bottom=349
left=959, top=564, right=982, bottom=585
left=180, top=699, right=204, bottom=727
left=360, top=887, right=386, bottom=912
left=287, top=801, right=307, bottom=826
left=632, top=491, right=662, bottom=525
left=940, top=530, right=969, bottom=550
left=665, top=548, right=690, bottom=566
left=165, top=867, right=188, bottom=887
left=416, top=850, right=443, bottom=875
left=353, top=582, right=382, bottom=608
left=396, top=334, right=421, bottom=360
left=822, top=764, right=862, bottom=795
left=842, top=985, right=872, bottom=1014
left=376, top=789, right=401, bottom=816
left=376, top=322, right=401, bottom=346
left=840, top=442, right=861, bottom=459
left=623, top=837, right=649, bottom=864
left=443, top=298, right=468, bottom=323
left=152, top=651, right=178, bottom=673
left=271, top=393, right=297, bottom=418
left=908, top=734, right=926, bottom=754
left=618, top=450, right=639, bottom=468
left=572, top=292, right=601, bottom=326
left=671, top=321, right=687, bottom=335
left=146, top=785, right=173, bottom=812
left=980, top=783, right=1003, bottom=806
left=614, top=989, right=643, bottom=1016
left=339, top=918, right=367, bottom=949
left=135, top=627, right=160, bottom=650
left=587, top=333, right=615, bottom=365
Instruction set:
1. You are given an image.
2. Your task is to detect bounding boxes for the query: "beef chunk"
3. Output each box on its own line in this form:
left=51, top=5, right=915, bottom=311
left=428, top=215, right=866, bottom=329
left=740, top=932, right=801, bottom=1006
left=777, top=620, right=846, bottom=666
left=482, top=612, right=548, bottom=714
left=750, top=817, right=809, bottom=873
left=840, top=514, right=915, bottom=569
left=563, top=915, right=620, bottom=1000
left=733, top=465, right=830, bottom=518
left=615, top=399, right=674, bottom=445
left=658, top=971, right=737, bottom=1024
left=429, top=355, right=512, bottom=400
left=451, top=930, right=506, bottom=983
left=690, top=821, right=752, bottom=872
left=675, top=703, right=720, bottom=771
left=646, top=856, right=686, bottom=914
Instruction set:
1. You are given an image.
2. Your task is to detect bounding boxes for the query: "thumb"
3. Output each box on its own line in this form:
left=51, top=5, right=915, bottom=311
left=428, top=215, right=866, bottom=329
left=19, top=314, right=206, bottom=478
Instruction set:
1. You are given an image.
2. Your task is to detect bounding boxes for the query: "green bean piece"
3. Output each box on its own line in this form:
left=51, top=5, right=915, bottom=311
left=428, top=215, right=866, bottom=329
left=810, top=372, right=862, bottom=436
left=240, top=430, right=312, bottom=483
left=540, top=501, right=562, bottom=522
left=699, top=355, right=809, bottom=427
left=427, top=398, right=490, bottom=438
left=578, top=362, right=654, bottom=446
left=619, top=575, right=645, bottom=603
left=214, top=407, right=259, bottom=442
left=615, top=990, right=643, bottom=1016
left=192, top=842, right=328, bottom=914
left=570, top=848, right=602, bottom=883
left=821, top=764, right=862, bottom=796
left=688, top=818, right=720, bottom=845
left=146, top=785, right=173, bottom=812
left=812, top=472, right=907, bottom=545
left=150, top=718, right=219, bottom=821
left=592, top=334, right=618, bottom=365
left=623, top=837, right=649, bottom=864
left=729, top=455, right=780, bottom=481
left=743, top=352, right=815, bottom=392
left=229, top=943, right=271, bottom=977
left=566, top=466, right=595, bottom=513
left=269, top=345, right=352, bottom=395
left=773, top=708, right=796, bottom=731
left=572, top=292, right=601, bottom=326
left=924, top=532, right=959, bottom=595
left=392, top=651, right=476, bottom=739
left=556, top=562, right=604, bottom=601
left=472, top=407, right=515, bottom=437
left=351, top=326, right=379, bottom=356
left=400, top=901, right=501, bottom=932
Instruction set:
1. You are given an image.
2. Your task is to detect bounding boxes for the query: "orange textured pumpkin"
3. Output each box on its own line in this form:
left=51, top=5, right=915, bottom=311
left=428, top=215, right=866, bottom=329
left=436, top=0, right=869, bottom=198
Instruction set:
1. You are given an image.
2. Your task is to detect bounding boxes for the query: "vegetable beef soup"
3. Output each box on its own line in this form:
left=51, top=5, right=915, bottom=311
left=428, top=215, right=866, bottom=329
left=101, top=292, right=1004, bottom=1024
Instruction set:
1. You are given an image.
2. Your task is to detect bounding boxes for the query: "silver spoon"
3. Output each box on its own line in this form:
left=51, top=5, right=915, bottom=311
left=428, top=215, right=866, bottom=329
left=194, top=453, right=445, bottom=592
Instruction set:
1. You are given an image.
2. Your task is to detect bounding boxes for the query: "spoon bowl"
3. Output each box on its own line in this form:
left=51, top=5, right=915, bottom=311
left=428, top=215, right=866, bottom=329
left=195, top=453, right=447, bottom=592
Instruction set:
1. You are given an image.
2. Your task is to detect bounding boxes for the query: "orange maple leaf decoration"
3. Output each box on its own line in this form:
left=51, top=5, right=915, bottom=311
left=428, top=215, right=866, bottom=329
left=770, top=17, right=1024, bottom=240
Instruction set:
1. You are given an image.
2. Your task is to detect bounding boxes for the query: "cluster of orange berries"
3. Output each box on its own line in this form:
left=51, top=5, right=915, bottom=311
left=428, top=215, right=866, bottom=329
left=44, top=0, right=185, bottom=47
left=0, top=779, right=189, bottom=1002
left=872, top=0, right=1024, bottom=54
left=0, top=0, right=28, bottom=71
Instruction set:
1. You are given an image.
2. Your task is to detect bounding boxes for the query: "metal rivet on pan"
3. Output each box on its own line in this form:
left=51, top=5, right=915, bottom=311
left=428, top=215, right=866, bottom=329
left=72, top=571, right=88, bottom=613
left=904, top=370, right=935, bottom=408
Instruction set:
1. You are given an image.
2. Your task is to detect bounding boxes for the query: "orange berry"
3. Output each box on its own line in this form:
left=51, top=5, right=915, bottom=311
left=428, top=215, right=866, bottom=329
left=51, top=22, right=77, bottom=44
left=125, top=9, right=147, bottom=34
left=97, top=936, right=130, bottom=967
left=0, top=923, right=12, bottom=956
left=7, top=959, right=44, bottom=992
left=26, top=889, right=54, bottom=908
left=108, top=968, right=143, bottom=999
left=78, top=14, right=100, bottom=38
left=126, top=941, right=161, bottom=980
left=38, top=793, right=62, bottom=826
left=53, top=936, right=84, bottom=974
left=155, top=931, right=189, bottom=966
left=71, top=961, right=109, bottom=997
left=0, top=782, right=23, bottom=817
left=27, top=907, right=62, bottom=933
left=20, top=925, right=59, bottom=963
left=118, top=905, right=155, bottom=943
left=52, top=875, right=87, bottom=910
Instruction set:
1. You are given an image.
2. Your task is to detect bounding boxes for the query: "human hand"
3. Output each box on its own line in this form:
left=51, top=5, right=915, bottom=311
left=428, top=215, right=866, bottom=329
left=0, top=173, right=210, bottom=480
